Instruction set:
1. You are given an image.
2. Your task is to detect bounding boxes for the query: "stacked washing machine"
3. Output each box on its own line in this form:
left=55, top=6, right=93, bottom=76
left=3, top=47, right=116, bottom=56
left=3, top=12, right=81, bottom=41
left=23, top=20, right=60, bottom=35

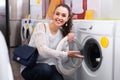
left=74, top=20, right=120, bottom=80
left=21, top=19, right=51, bottom=43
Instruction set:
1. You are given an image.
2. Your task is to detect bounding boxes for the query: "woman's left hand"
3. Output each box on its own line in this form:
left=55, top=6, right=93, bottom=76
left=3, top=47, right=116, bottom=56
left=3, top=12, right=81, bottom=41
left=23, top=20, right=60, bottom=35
left=67, top=33, right=75, bottom=42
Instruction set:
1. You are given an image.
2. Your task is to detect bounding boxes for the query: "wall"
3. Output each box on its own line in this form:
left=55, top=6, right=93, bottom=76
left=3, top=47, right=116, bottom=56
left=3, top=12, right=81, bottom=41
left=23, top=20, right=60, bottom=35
left=87, top=0, right=101, bottom=18
left=87, top=0, right=120, bottom=19
left=112, top=0, right=120, bottom=19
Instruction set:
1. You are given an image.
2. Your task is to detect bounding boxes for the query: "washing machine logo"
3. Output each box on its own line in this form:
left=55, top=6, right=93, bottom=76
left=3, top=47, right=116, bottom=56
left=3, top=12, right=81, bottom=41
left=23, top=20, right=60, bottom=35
left=100, top=36, right=109, bottom=48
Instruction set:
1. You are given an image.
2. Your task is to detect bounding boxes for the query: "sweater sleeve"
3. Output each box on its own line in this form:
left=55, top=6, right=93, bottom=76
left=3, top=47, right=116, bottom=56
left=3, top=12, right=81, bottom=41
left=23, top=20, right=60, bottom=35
left=32, top=23, right=68, bottom=59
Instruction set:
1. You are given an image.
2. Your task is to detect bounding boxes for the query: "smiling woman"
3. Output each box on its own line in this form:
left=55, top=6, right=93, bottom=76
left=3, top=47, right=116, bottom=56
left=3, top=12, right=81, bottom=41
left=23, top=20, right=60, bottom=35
left=21, top=4, right=84, bottom=80
left=52, top=4, right=72, bottom=37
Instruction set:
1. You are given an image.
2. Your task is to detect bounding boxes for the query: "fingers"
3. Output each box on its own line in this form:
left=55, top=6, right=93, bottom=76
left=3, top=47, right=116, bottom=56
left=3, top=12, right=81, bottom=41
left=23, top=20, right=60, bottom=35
left=68, top=51, right=84, bottom=59
left=74, top=51, right=84, bottom=58
left=74, top=53, right=84, bottom=58
left=67, top=33, right=75, bottom=42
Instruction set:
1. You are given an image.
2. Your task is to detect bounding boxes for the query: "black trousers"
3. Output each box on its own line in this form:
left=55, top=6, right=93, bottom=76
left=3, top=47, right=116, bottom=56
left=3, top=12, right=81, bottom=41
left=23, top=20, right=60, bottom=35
left=21, top=63, right=64, bottom=80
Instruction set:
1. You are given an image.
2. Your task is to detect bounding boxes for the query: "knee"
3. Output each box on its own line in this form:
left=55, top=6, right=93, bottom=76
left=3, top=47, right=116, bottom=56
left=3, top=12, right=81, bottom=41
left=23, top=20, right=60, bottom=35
left=21, top=64, right=54, bottom=80
left=42, top=65, right=53, bottom=76
left=35, top=63, right=53, bottom=76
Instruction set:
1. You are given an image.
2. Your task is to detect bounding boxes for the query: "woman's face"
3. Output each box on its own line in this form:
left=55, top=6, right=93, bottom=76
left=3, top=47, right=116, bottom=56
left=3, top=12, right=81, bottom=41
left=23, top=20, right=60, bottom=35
left=52, top=6, right=69, bottom=27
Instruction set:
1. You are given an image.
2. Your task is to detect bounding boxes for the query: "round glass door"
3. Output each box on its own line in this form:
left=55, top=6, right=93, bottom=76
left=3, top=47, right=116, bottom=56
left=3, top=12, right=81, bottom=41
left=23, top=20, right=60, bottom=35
left=82, top=38, right=102, bottom=71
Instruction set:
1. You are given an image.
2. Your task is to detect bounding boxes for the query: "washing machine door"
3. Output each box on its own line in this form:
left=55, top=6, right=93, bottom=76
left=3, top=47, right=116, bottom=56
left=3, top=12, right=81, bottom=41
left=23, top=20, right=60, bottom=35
left=81, top=38, right=102, bottom=71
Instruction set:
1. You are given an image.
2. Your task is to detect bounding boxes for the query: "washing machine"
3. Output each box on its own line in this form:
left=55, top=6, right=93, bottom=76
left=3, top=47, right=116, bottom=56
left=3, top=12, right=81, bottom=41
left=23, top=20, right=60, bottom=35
left=21, top=19, right=51, bottom=42
left=75, top=20, right=120, bottom=80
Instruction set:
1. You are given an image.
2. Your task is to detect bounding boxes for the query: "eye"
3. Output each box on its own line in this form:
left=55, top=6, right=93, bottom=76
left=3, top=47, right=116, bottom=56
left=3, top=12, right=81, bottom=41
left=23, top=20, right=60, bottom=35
left=62, top=13, right=66, bottom=17
left=55, top=12, right=60, bottom=16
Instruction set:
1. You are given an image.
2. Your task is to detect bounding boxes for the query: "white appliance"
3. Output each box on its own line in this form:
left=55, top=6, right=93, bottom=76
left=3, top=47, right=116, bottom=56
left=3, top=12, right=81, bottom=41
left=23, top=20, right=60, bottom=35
left=74, top=20, right=120, bottom=80
left=0, top=31, right=14, bottom=80
left=21, top=19, right=51, bottom=42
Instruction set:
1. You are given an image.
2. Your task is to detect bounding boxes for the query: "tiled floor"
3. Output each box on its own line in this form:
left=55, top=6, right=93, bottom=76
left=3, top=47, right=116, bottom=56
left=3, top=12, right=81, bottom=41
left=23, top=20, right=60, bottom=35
left=9, top=48, right=24, bottom=80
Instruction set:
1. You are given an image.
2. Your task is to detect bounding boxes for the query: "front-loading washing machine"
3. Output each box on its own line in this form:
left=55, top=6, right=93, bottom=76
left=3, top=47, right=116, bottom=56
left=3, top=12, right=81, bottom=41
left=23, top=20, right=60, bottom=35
left=75, top=20, right=120, bottom=80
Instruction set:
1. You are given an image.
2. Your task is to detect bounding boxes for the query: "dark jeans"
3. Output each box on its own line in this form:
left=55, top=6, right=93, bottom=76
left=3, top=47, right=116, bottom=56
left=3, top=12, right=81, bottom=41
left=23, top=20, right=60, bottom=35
left=21, top=63, right=64, bottom=80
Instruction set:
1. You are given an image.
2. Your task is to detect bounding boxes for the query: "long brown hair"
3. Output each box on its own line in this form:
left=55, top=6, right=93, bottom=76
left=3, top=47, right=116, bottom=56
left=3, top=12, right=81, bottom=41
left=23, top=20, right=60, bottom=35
left=54, top=4, right=73, bottom=37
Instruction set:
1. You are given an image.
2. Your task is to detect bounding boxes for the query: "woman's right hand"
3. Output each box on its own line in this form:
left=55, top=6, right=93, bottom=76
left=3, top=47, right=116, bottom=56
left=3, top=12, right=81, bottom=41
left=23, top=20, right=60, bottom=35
left=68, top=51, right=84, bottom=58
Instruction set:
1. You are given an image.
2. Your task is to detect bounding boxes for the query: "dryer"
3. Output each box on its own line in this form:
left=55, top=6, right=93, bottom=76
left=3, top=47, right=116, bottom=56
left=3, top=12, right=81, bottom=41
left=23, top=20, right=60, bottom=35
left=75, top=20, right=120, bottom=80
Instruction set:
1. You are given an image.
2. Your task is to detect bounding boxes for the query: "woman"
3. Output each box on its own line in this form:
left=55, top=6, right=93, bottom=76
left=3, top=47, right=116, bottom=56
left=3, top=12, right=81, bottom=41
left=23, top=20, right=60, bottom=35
left=21, top=4, right=84, bottom=80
